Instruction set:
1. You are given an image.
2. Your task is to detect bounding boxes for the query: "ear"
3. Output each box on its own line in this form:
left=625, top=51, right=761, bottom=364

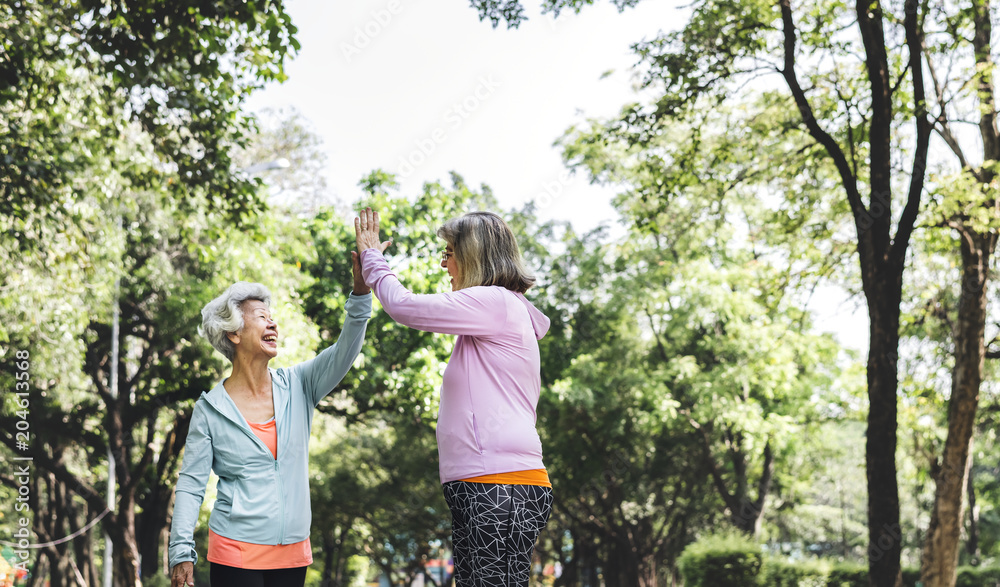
left=227, top=331, right=240, bottom=346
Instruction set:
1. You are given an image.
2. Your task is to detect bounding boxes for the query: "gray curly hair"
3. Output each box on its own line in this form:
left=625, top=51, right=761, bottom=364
left=199, top=281, right=272, bottom=361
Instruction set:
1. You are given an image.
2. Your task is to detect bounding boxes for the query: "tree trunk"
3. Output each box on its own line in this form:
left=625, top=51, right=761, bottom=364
left=70, top=502, right=100, bottom=586
left=137, top=493, right=165, bottom=578
left=553, top=528, right=579, bottom=587
left=780, top=0, right=928, bottom=581
left=920, top=233, right=993, bottom=586
left=321, top=537, right=334, bottom=587
left=112, top=495, right=143, bottom=587
left=317, top=521, right=355, bottom=587
left=613, top=535, right=642, bottom=587
left=864, top=291, right=904, bottom=587
left=27, top=554, right=45, bottom=587
left=137, top=481, right=175, bottom=579
left=35, top=471, right=84, bottom=587
left=46, top=551, right=76, bottom=587
left=967, top=461, right=980, bottom=564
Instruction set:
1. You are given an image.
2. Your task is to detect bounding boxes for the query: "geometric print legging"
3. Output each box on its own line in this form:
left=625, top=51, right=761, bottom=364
left=442, top=481, right=554, bottom=587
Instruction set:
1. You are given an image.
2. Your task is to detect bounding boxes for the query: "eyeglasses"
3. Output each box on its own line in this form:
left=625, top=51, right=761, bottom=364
left=441, top=251, right=454, bottom=262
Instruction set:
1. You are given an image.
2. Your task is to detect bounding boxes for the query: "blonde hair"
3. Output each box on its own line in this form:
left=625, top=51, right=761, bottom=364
left=437, top=211, right=535, bottom=293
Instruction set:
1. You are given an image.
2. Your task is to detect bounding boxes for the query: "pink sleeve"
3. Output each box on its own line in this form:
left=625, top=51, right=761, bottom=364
left=360, top=249, right=508, bottom=336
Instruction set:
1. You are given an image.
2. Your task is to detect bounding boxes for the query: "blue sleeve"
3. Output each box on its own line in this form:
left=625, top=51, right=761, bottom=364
left=168, top=401, right=213, bottom=568
left=292, top=292, right=372, bottom=407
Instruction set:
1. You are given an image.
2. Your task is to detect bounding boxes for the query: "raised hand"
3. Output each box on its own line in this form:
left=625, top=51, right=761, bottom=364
left=354, top=207, right=392, bottom=254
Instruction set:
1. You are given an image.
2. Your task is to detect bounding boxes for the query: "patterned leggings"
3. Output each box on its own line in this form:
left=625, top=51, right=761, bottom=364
left=442, top=481, right=554, bottom=587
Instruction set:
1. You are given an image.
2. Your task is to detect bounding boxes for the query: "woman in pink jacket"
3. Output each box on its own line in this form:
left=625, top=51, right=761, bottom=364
left=354, top=208, right=553, bottom=587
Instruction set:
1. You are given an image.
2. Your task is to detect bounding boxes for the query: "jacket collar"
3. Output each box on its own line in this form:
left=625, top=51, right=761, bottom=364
left=201, top=368, right=288, bottom=428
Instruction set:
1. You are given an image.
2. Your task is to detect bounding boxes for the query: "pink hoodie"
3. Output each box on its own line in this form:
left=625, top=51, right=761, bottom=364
left=360, top=249, right=552, bottom=483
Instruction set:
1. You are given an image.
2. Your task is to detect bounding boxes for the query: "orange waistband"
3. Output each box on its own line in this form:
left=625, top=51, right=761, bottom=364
left=459, top=469, right=551, bottom=487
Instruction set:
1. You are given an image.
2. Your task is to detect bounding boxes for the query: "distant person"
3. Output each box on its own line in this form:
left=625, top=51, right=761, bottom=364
left=168, top=261, right=372, bottom=587
left=354, top=207, right=554, bottom=587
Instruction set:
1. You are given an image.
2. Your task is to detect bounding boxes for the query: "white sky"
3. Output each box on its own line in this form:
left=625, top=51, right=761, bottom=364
left=245, top=0, right=684, bottom=229
left=246, top=0, right=870, bottom=352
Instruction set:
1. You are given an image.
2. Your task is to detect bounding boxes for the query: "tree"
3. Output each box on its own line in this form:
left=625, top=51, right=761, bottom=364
left=0, top=0, right=299, bottom=229
left=1, top=2, right=299, bottom=584
left=234, top=107, right=334, bottom=215
left=910, top=3, right=1000, bottom=583
left=467, top=1, right=931, bottom=584
left=0, top=167, right=323, bottom=587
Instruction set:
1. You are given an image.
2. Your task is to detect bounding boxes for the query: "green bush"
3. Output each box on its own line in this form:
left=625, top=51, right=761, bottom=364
left=826, top=562, right=867, bottom=587
left=678, top=533, right=763, bottom=587
left=824, top=564, right=1000, bottom=587
left=956, top=566, right=1000, bottom=587
left=760, top=557, right=830, bottom=587
left=676, top=542, right=1000, bottom=587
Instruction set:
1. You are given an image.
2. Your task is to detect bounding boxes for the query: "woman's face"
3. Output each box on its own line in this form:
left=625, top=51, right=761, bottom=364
left=441, top=242, right=460, bottom=291
left=229, top=300, right=279, bottom=360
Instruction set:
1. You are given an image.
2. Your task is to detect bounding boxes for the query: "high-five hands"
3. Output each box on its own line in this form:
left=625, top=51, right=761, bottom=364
left=354, top=207, right=392, bottom=254
left=352, top=208, right=392, bottom=295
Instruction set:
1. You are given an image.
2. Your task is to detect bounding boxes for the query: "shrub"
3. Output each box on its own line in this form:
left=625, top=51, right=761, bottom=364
left=900, top=567, right=920, bottom=586
left=956, top=566, right=1000, bottom=587
left=760, top=557, right=830, bottom=587
left=826, top=562, right=867, bottom=587
left=678, top=533, right=763, bottom=587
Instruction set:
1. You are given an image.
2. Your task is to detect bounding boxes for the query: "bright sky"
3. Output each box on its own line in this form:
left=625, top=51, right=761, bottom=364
left=246, top=0, right=684, bottom=231
left=246, top=0, right=870, bottom=352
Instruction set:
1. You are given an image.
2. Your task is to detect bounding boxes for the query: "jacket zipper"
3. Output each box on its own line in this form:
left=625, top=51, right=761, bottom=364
left=203, top=396, right=284, bottom=542
left=274, top=458, right=285, bottom=544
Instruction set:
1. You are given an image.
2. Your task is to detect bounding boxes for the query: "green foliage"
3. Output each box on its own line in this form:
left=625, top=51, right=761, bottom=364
left=308, top=415, right=448, bottom=587
left=301, top=172, right=500, bottom=423
left=760, top=558, right=831, bottom=587
left=678, top=533, right=763, bottom=586
left=469, top=0, right=640, bottom=28
left=826, top=563, right=868, bottom=587
left=900, top=567, right=921, bottom=585
left=1, top=0, right=299, bottom=234
left=925, top=166, right=1000, bottom=235
left=0, top=110, right=318, bottom=580
left=955, top=566, right=1000, bottom=587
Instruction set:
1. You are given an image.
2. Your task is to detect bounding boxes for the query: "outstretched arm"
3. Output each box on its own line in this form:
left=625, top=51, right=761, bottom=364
left=355, top=208, right=507, bottom=337
left=294, top=257, right=372, bottom=406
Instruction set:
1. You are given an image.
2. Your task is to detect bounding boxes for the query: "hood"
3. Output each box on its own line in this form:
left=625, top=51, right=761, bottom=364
left=514, top=292, right=551, bottom=340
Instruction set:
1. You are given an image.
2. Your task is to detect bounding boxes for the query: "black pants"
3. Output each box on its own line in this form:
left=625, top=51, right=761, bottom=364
left=443, top=481, right=554, bottom=587
left=210, top=563, right=307, bottom=587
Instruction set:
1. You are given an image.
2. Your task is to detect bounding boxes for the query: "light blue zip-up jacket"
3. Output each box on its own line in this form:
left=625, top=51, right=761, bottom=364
left=168, top=293, right=371, bottom=569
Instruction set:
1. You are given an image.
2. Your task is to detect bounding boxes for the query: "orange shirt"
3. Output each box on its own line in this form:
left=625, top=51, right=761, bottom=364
left=460, top=469, right=551, bottom=487
left=207, top=418, right=313, bottom=569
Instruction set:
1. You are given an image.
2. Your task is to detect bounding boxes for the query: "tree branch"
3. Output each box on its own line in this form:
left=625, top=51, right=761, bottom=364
left=754, top=440, right=776, bottom=511
left=972, top=0, right=1000, bottom=165
left=778, top=0, right=866, bottom=227
left=683, top=412, right=739, bottom=514
left=925, top=51, right=973, bottom=173
left=123, top=415, right=157, bottom=495
left=890, top=0, right=931, bottom=269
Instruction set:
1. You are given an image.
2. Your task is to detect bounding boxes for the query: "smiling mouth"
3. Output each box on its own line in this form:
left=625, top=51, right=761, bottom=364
left=263, top=335, right=277, bottom=343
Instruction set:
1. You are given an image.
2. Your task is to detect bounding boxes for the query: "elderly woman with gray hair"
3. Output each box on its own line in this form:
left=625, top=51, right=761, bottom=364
left=167, top=257, right=371, bottom=587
